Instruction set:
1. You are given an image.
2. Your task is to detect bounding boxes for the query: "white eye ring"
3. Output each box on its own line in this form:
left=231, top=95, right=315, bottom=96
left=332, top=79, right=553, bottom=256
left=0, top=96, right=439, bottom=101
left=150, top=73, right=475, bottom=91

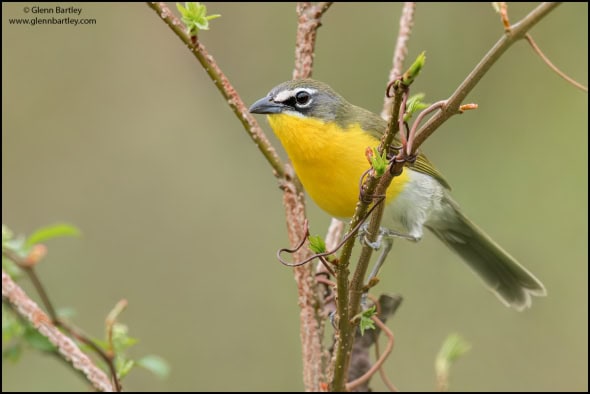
left=295, top=90, right=313, bottom=108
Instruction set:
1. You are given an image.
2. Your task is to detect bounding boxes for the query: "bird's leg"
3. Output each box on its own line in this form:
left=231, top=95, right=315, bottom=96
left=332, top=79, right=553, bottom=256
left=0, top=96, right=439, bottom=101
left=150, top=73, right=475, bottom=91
left=360, top=231, right=394, bottom=308
left=379, top=227, right=419, bottom=242
left=358, top=222, right=381, bottom=250
left=360, top=224, right=418, bottom=250
left=359, top=227, right=419, bottom=307
left=366, top=234, right=394, bottom=284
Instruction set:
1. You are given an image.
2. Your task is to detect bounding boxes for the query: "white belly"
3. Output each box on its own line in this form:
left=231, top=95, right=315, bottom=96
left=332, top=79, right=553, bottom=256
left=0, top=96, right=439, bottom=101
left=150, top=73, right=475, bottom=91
left=382, top=169, right=445, bottom=240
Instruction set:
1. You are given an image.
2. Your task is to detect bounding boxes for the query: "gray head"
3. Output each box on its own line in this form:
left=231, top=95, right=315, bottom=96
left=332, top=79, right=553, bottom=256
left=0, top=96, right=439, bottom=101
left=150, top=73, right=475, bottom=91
left=249, top=79, right=353, bottom=122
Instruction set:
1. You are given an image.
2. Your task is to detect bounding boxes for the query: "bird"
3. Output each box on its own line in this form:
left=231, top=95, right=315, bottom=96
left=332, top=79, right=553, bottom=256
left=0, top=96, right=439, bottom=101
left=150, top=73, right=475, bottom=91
left=249, top=79, right=546, bottom=310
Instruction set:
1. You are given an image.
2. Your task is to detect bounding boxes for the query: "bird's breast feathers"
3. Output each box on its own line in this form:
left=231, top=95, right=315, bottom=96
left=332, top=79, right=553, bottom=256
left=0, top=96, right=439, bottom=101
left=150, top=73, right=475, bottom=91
left=267, top=113, right=412, bottom=218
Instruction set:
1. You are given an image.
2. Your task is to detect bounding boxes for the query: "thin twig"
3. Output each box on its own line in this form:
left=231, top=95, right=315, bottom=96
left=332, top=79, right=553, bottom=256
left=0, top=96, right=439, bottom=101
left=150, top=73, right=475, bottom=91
left=106, top=299, right=128, bottom=354
left=316, top=218, right=344, bottom=277
left=2, top=270, right=115, bottom=392
left=375, top=336, right=398, bottom=392
left=23, top=266, right=58, bottom=321
left=524, top=33, right=587, bottom=92
left=146, top=2, right=286, bottom=178
left=496, top=2, right=511, bottom=32
left=413, top=2, right=562, bottom=150
left=277, top=196, right=386, bottom=268
left=381, top=2, right=416, bottom=120
left=405, top=100, right=446, bottom=155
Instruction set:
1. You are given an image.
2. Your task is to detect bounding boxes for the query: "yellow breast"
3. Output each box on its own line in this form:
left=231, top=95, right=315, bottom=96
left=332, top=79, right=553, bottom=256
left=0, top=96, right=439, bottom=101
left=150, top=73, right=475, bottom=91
left=268, top=114, right=409, bottom=218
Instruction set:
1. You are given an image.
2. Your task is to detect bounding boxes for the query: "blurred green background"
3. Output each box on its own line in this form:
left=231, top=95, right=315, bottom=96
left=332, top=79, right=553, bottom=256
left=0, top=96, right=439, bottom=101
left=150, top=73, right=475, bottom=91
left=2, top=2, right=587, bottom=391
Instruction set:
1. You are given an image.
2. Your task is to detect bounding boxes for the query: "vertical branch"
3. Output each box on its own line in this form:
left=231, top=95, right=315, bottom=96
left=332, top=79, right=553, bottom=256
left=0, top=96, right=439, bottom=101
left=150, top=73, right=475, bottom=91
left=331, top=3, right=415, bottom=390
left=381, top=2, right=416, bottom=120
left=2, top=271, right=115, bottom=392
left=290, top=2, right=333, bottom=391
left=293, top=2, right=333, bottom=80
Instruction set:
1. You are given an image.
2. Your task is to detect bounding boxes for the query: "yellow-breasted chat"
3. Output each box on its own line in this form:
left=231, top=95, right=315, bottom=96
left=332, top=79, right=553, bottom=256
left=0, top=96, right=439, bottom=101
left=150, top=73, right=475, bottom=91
left=249, top=79, right=546, bottom=310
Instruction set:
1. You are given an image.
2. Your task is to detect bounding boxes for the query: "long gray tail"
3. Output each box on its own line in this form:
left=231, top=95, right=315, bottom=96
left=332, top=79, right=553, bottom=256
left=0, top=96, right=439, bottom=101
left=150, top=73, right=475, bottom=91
left=426, top=197, right=546, bottom=310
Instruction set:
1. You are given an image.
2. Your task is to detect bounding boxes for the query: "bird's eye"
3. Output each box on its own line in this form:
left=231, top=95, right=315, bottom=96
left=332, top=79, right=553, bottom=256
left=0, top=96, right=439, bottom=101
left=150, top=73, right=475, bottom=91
left=295, top=91, right=311, bottom=106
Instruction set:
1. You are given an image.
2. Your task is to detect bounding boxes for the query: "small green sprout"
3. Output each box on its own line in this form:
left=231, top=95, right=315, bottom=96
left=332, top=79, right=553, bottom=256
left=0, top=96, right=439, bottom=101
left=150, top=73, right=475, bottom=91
left=435, top=333, right=471, bottom=391
left=176, top=2, right=221, bottom=35
left=402, top=51, right=426, bottom=85
left=357, top=305, right=377, bottom=336
left=370, top=147, right=388, bottom=177
left=308, top=235, right=327, bottom=254
left=404, top=93, right=430, bottom=122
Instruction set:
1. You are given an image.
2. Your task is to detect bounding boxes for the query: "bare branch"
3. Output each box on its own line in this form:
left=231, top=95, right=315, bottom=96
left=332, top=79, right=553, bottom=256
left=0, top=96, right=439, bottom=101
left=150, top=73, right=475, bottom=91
left=381, top=2, right=416, bottom=120
left=494, top=2, right=511, bottom=32
left=2, top=270, right=115, bottom=392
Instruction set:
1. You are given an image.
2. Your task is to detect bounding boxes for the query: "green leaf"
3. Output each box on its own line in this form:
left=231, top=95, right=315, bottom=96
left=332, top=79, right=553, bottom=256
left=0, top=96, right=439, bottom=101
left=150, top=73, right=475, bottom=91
left=3, top=343, right=23, bottom=362
left=117, top=358, right=135, bottom=379
left=25, top=223, right=80, bottom=247
left=24, top=327, right=56, bottom=352
left=176, top=2, right=221, bottom=34
left=111, top=323, right=139, bottom=353
left=137, top=355, right=171, bottom=379
left=308, top=235, right=326, bottom=254
left=370, top=147, right=388, bottom=177
left=358, top=305, right=377, bottom=336
left=404, top=93, right=429, bottom=122
left=3, top=236, right=27, bottom=256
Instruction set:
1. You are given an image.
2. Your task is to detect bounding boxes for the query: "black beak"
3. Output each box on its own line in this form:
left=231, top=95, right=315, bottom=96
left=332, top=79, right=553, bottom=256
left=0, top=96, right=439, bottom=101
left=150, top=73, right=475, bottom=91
left=249, top=95, right=284, bottom=114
